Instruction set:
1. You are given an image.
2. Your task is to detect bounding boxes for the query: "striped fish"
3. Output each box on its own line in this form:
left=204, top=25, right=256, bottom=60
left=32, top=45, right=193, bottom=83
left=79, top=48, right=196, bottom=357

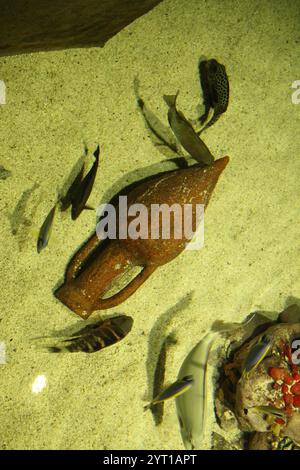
left=144, top=375, right=194, bottom=411
left=49, top=315, right=133, bottom=353
left=242, top=334, right=272, bottom=377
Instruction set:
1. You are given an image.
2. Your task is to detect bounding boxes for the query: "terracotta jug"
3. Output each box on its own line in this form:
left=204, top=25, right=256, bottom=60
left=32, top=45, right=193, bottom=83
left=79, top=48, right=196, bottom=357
left=55, top=157, right=229, bottom=318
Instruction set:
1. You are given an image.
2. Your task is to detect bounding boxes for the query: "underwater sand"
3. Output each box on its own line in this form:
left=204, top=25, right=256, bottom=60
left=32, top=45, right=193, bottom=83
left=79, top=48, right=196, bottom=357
left=0, top=0, right=300, bottom=450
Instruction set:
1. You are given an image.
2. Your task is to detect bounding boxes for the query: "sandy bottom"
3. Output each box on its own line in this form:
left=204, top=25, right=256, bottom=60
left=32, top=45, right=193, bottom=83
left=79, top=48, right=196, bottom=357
left=0, top=0, right=300, bottom=450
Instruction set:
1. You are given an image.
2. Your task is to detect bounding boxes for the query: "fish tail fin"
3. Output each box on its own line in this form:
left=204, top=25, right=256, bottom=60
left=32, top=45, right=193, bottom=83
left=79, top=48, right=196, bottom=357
left=163, top=90, right=180, bottom=108
left=93, top=145, right=100, bottom=160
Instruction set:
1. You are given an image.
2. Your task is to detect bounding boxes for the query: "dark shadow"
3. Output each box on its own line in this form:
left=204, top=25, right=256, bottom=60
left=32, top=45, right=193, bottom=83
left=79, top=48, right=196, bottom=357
left=134, top=76, right=189, bottom=169
left=7, top=182, right=41, bottom=250
left=59, top=144, right=88, bottom=211
left=149, top=332, right=177, bottom=426
left=145, top=291, right=194, bottom=425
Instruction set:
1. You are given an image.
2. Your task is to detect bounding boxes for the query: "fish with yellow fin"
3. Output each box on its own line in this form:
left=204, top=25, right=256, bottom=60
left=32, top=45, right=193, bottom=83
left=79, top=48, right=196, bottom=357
left=242, top=334, right=272, bottom=378
left=144, top=375, right=194, bottom=411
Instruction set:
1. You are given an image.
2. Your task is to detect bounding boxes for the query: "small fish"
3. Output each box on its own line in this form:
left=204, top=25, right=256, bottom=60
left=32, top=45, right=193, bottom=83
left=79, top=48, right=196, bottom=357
left=198, top=59, right=229, bottom=133
left=246, top=405, right=286, bottom=419
left=48, top=315, right=133, bottom=353
left=37, top=203, right=57, bottom=253
left=144, top=375, right=194, bottom=411
left=71, top=145, right=100, bottom=220
left=163, top=91, right=214, bottom=166
left=242, top=334, right=272, bottom=377
left=276, top=436, right=296, bottom=450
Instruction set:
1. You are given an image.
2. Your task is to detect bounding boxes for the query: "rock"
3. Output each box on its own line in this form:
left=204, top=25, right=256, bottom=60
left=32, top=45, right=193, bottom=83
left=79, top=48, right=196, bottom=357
left=284, top=412, right=300, bottom=442
left=248, top=431, right=274, bottom=450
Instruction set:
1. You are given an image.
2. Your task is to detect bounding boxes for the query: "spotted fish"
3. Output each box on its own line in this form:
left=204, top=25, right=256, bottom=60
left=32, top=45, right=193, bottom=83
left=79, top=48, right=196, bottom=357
left=198, top=59, right=229, bottom=133
left=48, top=315, right=133, bottom=353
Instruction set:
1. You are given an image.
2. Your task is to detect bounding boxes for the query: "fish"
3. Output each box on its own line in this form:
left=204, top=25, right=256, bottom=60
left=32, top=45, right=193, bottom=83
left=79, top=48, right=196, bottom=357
left=163, top=91, right=214, bottom=166
left=37, top=203, right=57, bottom=253
left=144, top=375, right=194, bottom=411
left=71, top=145, right=100, bottom=220
left=242, top=334, right=272, bottom=377
left=198, top=59, right=229, bottom=133
left=175, top=318, right=256, bottom=450
left=48, top=315, right=133, bottom=353
left=246, top=405, right=286, bottom=419
left=176, top=331, right=217, bottom=450
left=276, top=436, right=297, bottom=450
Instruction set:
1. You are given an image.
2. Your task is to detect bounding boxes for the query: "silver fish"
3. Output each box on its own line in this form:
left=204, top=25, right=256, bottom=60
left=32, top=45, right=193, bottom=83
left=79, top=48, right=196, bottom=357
left=242, top=334, right=272, bottom=377
left=247, top=405, right=286, bottom=419
left=163, top=91, right=214, bottom=166
left=176, top=332, right=217, bottom=450
left=175, top=318, right=258, bottom=449
left=144, top=375, right=194, bottom=411
left=37, top=203, right=57, bottom=253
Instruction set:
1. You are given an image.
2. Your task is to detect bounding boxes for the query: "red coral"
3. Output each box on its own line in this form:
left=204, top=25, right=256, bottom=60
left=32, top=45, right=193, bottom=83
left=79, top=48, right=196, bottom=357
left=291, top=382, right=300, bottom=396
left=268, top=341, right=300, bottom=416
left=283, top=393, right=293, bottom=405
left=293, top=396, right=300, bottom=408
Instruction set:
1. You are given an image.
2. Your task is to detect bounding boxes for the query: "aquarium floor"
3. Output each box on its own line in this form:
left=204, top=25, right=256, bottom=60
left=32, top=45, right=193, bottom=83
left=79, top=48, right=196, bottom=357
left=0, top=0, right=299, bottom=450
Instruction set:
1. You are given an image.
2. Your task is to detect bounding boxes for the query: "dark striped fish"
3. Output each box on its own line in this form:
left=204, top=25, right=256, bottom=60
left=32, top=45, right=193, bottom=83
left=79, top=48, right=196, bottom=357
left=198, top=59, right=229, bottom=133
left=49, top=315, right=133, bottom=353
left=71, top=145, right=100, bottom=220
